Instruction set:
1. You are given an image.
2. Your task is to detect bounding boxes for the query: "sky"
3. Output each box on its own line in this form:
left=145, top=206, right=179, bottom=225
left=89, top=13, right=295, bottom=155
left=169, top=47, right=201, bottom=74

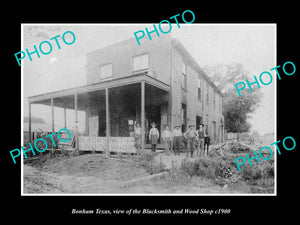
left=22, top=24, right=276, bottom=135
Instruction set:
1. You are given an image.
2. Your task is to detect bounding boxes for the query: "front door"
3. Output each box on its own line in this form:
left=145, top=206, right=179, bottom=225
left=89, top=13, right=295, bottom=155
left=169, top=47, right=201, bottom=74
left=196, top=115, right=203, bottom=129
left=213, top=121, right=216, bottom=142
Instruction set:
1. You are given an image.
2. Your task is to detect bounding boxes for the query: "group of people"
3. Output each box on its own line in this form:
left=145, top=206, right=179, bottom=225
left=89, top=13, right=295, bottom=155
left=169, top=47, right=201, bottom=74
left=134, top=122, right=210, bottom=157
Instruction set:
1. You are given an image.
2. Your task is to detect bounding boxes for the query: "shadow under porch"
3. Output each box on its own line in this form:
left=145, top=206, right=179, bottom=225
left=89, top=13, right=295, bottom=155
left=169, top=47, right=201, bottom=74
left=86, top=83, right=170, bottom=147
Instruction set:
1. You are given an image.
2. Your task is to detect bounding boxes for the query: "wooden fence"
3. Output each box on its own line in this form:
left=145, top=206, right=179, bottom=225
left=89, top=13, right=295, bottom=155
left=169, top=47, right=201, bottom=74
left=78, top=136, right=136, bottom=153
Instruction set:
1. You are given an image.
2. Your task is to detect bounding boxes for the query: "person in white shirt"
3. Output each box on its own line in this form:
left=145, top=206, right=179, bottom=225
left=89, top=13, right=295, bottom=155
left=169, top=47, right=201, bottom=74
left=184, top=124, right=198, bottom=158
left=162, top=125, right=172, bottom=155
left=196, top=124, right=206, bottom=156
left=134, top=122, right=142, bottom=154
left=172, top=125, right=182, bottom=155
left=149, top=122, right=159, bottom=152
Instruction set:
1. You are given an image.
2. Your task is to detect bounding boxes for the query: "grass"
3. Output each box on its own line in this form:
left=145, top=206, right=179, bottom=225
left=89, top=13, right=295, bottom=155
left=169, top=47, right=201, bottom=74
left=162, top=147, right=275, bottom=193
left=24, top=145, right=275, bottom=194
left=139, top=152, right=166, bottom=175
left=180, top=157, right=217, bottom=179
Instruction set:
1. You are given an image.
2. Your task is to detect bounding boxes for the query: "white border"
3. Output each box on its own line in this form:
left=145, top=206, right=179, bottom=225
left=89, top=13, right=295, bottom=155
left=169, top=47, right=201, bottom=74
left=21, top=23, right=277, bottom=196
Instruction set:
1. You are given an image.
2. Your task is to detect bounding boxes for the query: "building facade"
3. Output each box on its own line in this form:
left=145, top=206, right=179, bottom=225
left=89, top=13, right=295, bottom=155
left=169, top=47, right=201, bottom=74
left=85, top=35, right=224, bottom=143
left=28, top=35, right=224, bottom=153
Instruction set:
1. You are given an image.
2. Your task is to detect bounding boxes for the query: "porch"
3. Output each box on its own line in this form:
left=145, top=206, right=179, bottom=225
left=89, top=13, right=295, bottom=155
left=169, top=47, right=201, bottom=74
left=27, top=73, right=171, bottom=155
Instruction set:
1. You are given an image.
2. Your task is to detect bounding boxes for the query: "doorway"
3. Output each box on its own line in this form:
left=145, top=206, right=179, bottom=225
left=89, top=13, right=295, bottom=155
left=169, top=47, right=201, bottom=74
left=196, top=115, right=203, bottom=129
left=212, top=121, right=216, bottom=142
left=181, top=103, right=187, bottom=132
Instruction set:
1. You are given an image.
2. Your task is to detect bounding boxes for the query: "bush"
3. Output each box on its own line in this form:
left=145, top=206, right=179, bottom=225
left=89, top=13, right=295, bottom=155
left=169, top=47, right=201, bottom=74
left=263, top=164, right=274, bottom=178
left=139, top=152, right=165, bottom=174
left=241, top=164, right=262, bottom=181
left=180, top=158, right=216, bottom=179
left=146, top=160, right=165, bottom=174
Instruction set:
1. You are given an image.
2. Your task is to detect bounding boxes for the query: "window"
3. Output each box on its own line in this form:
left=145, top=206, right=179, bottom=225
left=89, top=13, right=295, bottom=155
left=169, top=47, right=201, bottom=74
left=197, top=77, right=201, bottom=100
left=181, top=62, right=187, bottom=89
left=181, top=103, right=187, bottom=132
left=212, top=121, right=217, bottom=142
left=206, top=83, right=209, bottom=105
left=213, top=90, right=216, bottom=109
left=100, top=63, right=113, bottom=80
left=133, top=53, right=149, bottom=72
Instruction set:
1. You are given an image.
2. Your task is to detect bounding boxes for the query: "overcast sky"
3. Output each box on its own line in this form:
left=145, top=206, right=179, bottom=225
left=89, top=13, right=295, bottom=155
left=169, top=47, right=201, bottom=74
left=22, top=24, right=276, bottom=135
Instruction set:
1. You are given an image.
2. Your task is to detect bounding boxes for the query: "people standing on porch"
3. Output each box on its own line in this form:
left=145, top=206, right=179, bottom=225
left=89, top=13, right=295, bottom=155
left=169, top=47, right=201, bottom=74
left=162, top=125, right=172, bottom=155
left=134, top=122, right=142, bottom=154
left=184, top=124, right=198, bottom=158
left=149, top=122, right=159, bottom=153
left=172, top=125, right=182, bottom=155
left=196, top=124, right=205, bottom=156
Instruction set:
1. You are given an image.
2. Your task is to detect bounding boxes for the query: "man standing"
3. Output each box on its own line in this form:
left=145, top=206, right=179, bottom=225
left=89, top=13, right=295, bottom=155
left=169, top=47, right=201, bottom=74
left=184, top=124, right=198, bottom=158
left=196, top=124, right=205, bottom=156
left=172, top=125, right=182, bottom=155
left=134, top=122, right=142, bottom=155
left=162, top=125, right=172, bottom=155
left=149, top=122, right=159, bottom=153
left=204, top=130, right=210, bottom=156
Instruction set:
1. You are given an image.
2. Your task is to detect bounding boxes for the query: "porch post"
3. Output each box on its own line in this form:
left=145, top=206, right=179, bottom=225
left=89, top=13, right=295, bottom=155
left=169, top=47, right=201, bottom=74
left=51, top=98, right=54, bottom=157
left=141, top=81, right=145, bottom=153
left=74, top=93, right=78, bottom=151
left=28, top=102, right=32, bottom=143
left=105, top=88, right=110, bottom=157
left=63, top=108, right=67, bottom=129
left=85, top=109, right=89, bottom=136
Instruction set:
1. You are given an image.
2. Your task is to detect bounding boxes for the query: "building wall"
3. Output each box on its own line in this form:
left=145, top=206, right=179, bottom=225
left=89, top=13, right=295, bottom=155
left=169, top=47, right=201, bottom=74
left=170, top=45, right=184, bottom=128
left=86, top=36, right=172, bottom=86
left=86, top=36, right=223, bottom=143
left=171, top=45, right=223, bottom=143
left=200, top=77, right=223, bottom=143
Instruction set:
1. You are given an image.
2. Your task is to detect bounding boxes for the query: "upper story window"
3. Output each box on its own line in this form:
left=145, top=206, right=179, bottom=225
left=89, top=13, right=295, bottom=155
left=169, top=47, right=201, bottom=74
left=100, top=63, right=113, bottom=81
left=206, top=82, right=209, bottom=106
left=219, top=97, right=222, bottom=113
left=133, top=53, right=149, bottom=73
left=197, top=77, right=201, bottom=101
left=213, top=90, right=216, bottom=109
left=181, top=62, right=187, bottom=90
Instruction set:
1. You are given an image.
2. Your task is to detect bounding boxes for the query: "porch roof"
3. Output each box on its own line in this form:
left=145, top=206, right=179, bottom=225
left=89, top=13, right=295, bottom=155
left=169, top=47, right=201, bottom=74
left=28, top=73, right=170, bottom=105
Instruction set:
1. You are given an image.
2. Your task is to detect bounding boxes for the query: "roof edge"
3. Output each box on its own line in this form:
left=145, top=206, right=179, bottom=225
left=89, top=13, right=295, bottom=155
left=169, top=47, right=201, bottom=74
left=171, top=38, right=223, bottom=97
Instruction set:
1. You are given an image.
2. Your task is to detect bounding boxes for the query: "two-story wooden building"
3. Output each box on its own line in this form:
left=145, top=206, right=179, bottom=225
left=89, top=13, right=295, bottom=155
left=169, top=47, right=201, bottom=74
left=28, top=35, right=224, bottom=154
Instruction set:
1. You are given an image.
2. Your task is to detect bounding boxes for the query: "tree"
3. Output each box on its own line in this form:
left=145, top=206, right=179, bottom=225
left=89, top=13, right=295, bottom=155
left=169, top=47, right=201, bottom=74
left=203, top=63, right=262, bottom=134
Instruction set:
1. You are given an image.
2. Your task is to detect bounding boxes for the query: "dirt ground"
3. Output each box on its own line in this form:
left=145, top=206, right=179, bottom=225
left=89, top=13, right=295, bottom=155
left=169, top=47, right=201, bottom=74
left=23, top=139, right=275, bottom=195
left=24, top=154, right=149, bottom=194
left=23, top=152, right=241, bottom=194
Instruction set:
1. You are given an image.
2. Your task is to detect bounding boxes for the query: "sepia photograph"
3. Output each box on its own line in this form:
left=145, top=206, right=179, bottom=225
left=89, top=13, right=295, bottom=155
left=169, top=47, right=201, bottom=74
left=21, top=24, right=276, bottom=195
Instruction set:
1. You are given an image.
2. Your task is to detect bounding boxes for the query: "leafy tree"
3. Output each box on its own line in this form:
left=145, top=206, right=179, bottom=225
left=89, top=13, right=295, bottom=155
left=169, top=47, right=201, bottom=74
left=203, top=63, right=262, bottom=134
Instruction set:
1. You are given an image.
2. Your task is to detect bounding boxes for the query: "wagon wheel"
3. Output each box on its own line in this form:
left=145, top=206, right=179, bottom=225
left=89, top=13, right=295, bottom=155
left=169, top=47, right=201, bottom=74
left=179, top=142, right=186, bottom=152
left=121, top=126, right=130, bottom=137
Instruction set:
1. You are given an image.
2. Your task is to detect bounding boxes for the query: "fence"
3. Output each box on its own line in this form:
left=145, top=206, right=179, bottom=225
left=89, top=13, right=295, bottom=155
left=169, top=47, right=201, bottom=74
left=78, top=136, right=136, bottom=153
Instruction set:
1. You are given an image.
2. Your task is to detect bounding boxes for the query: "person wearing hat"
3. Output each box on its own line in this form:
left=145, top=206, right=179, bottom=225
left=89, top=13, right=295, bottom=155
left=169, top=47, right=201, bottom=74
left=172, top=125, right=182, bottom=155
left=149, top=122, right=159, bottom=152
left=134, top=121, right=142, bottom=154
left=162, top=125, right=172, bottom=155
left=183, top=124, right=198, bottom=157
left=204, top=129, right=210, bottom=156
left=196, top=124, right=206, bottom=156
